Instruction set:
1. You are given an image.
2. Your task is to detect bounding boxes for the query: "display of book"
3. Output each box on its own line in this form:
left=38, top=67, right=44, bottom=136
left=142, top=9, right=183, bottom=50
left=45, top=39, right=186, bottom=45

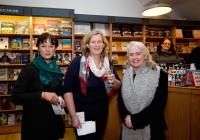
left=0, top=68, right=7, bottom=80
left=112, top=54, right=118, bottom=64
left=192, top=30, right=200, bottom=38
left=112, top=42, right=116, bottom=51
left=121, top=42, right=128, bottom=51
left=93, top=23, right=109, bottom=36
left=176, top=29, right=183, bottom=38
left=62, top=39, right=71, bottom=49
left=15, top=21, right=30, bottom=34
left=22, top=38, right=30, bottom=49
left=0, top=83, right=8, bottom=95
left=74, top=41, right=81, bottom=50
left=112, top=24, right=121, bottom=36
left=74, top=22, right=91, bottom=34
left=47, top=20, right=59, bottom=35
left=122, top=25, right=132, bottom=36
left=33, top=24, right=45, bottom=34
left=11, top=37, right=21, bottom=49
left=1, top=22, right=14, bottom=33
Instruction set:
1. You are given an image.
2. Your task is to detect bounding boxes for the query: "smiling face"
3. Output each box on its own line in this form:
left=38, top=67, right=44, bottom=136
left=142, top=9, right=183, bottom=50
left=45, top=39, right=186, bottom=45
left=161, top=38, right=171, bottom=51
left=128, top=45, right=147, bottom=73
left=38, top=39, right=56, bottom=63
left=87, top=34, right=105, bottom=57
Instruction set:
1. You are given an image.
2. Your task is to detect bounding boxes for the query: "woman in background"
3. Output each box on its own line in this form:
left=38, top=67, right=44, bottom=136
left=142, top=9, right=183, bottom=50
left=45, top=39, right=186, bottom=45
left=63, top=29, right=121, bottom=140
left=11, top=33, right=65, bottom=140
left=151, top=37, right=178, bottom=61
left=118, top=41, right=168, bottom=140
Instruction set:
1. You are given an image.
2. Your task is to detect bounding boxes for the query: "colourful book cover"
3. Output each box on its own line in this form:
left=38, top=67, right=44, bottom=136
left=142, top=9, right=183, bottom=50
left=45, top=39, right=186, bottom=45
left=112, top=24, right=121, bottom=36
left=74, top=41, right=81, bottom=50
left=62, top=39, right=71, bottom=49
left=0, top=68, right=7, bottom=80
left=47, top=20, right=59, bottom=35
left=112, top=54, right=118, bottom=64
left=59, top=28, right=72, bottom=35
left=32, top=38, right=38, bottom=49
left=11, top=37, right=21, bottom=49
left=0, top=112, right=8, bottom=125
left=1, top=22, right=14, bottom=33
left=62, top=53, right=71, bottom=64
left=15, top=21, right=30, bottom=34
left=57, top=39, right=63, bottom=49
left=0, top=83, right=8, bottom=95
left=10, top=53, right=21, bottom=64
left=13, top=69, right=21, bottom=80
left=7, top=68, right=15, bottom=80
left=0, top=37, right=9, bottom=49
left=59, top=21, right=72, bottom=28
left=122, top=25, right=132, bottom=36
left=112, top=42, right=116, bottom=51
left=33, top=24, right=45, bottom=34
left=121, top=42, right=128, bottom=51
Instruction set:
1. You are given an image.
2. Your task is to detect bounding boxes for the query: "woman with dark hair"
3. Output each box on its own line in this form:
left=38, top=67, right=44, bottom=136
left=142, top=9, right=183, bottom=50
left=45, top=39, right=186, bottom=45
left=11, top=33, right=65, bottom=140
left=151, top=37, right=179, bottom=61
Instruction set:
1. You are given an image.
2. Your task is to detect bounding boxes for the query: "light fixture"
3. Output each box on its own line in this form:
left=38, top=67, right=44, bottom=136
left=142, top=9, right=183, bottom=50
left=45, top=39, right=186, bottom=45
left=142, top=0, right=172, bottom=16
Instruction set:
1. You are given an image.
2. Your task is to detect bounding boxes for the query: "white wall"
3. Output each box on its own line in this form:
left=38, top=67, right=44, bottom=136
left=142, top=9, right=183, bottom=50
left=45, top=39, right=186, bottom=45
left=0, top=0, right=180, bottom=19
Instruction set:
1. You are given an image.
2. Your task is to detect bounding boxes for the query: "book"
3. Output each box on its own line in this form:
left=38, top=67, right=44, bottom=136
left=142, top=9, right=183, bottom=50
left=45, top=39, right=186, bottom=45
left=121, top=42, right=128, bottom=51
left=15, top=105, right=23, bottom=110
left=33, top=24, right=45, bottom=34
left=60, top=67, right=67, bottom=79
left=21, top=53, right=30, bottom=64
left=32, top=38, right=38, bottom=49
left=74, top=22, right=91, bottom=34
left=57, top=39, right=63, bottom=50
left=133, top=27, right=142, bottom=37
left=13, top=69, right=21, bottom=80
left=7, top=113, right=16, bottom=125
left=112, top=24, right=121, bottom=36
left=7, top=83, right=15, bottom=95
left=146, top=29, right=150, bottom=37
left=183, top=31, right=193, bottom=38
left=176, top=44, right=182, bottom=52
left=93, top=23, right=109, bottom=36
left=7, top=68, right=15, bottom=80
left=112, top=54, right=118, bottom=64
left=10, top=53, right=21, bottom=64
left=0, top=68, right=7, bottom=80
left=176, top=29, right=183, bottom=38
left=0, top=83, right=8, bottom=95
left=149, top=29, right=156, bottom=37
left=122, top=25, right=132, bottom=36
left=16, top=112, right=23, bottom=124
left=156, top=30, right=164, bottom=37
left=47, top=20, right=59, bottom=35
left=164, top=29, right=171, bottom=37
left=22, top=38, right=30, bottom=49
left=188, top=42, right=197, bottom=48
left=62, top=53, right=71, bottom=64
left=59, top=21, right=72, bottom=35
left=0, top=20, right=1, bottom=33
left=2, top=97, right=15, bottom=110
left=62, top=39, right=71, bottom=49
left=15, top=21, right=30, bottom=34
left=0, top=52, right=10, bottom=64
left=1, top=22, right=14, bottom=33
left=112, top=42, right=116, bottom=51
left=145, top=43, right=151, bottom=51
left=0, top=112, right=8, bottom=125
left=74, top=41, right=81, bottom=51
left=56, top=53, right=64, bottom=64
left=59, top=28, right=72, bottom=35
left=11, top=37, right=21, bottom=49
left=192, top=30, right=200, bottom=38
left=152, top=43, right=158, bottom=51
left=0, top=37, right=9, bottom=49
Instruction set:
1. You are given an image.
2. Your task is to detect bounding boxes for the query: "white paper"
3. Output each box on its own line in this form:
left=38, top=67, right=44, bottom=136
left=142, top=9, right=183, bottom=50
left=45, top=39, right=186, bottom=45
left=52, top=96, right=66, bottom=115
left=77, top=121, right=96, bottom=136
left=69, top=112, right=85, bottom=124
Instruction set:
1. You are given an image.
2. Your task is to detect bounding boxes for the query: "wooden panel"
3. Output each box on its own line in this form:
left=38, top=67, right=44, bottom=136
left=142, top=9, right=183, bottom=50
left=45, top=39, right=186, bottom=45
left=164, top=89, right=191, bottom=140
left=168, top=86, right=191, bottom=93
left=0, top=124, right=21, bottom=135
left=102, top=91, right=121, bottom=140
left=191, top=90, right=200, bottom=140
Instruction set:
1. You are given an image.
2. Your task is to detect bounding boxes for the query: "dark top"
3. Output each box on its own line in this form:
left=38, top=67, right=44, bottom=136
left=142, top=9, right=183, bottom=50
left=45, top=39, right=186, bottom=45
left=117, top=70, right=168, bottom=134
left=152, top=51, right=178, bottom=61
left=190, top=46, right=200, bottom=69
left=11, top=63, right=65, bottom=140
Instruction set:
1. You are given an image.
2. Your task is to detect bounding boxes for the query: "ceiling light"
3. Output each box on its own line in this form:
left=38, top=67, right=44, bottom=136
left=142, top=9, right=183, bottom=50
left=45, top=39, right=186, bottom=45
left=142, top=0, right=172, bottom=16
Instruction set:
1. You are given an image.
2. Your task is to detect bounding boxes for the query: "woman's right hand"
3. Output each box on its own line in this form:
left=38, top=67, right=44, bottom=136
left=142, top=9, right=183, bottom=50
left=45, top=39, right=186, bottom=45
left=42, top=92, right=59, bottom=105
left=71, top=116, right=82, bottom=129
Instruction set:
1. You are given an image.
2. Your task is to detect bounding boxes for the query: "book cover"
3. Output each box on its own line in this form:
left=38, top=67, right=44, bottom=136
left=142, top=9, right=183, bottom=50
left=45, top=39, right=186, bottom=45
left=57, top=39, right=63, bottom=50
left=152, top=43, right=158, bottom=51
left=176, top=29, right=183, bottom=38
left=2, top=97, right=15, bottom=110
left=192, top=30, right=200, bottom=38
left=74, top=41, right=81, bottom=51
left=0, top=68, right=7, bottom=80
left=121, top=42, right=128, bottom=51
left=7, top=113, right=16, bottom=125
left=188, top=42, right=197, bottom=48
left=145, top=43, right=151, bottom=51
left=13, top=69, right=21, bottom=80
left=133, top=28, right=142, bottom=37
left=176, top=44, right=182, bottom=52
left=60, top=67, right=67, bottom=79
left=62, top=39, right=71, bottom=49
left=56, top=53, right=64, bottom=64
left=47, top=20, right=59, bottom=35
left=32, top=38, right=38, bottom=49
left=112, top=24, right=121, bottom=36
left=11, top=37, right=21, bottom=49
left=59, top=28, right=72, bottom=35
left=93, top=23, right=109, bottom=36
left=10, top=53, right=21, bottom=64
left=156, top=30, right=164, bottom=37
left=0, top=112, right=8, bottom=125
left=16, top=112, right=22, bottom=124
left=112, top=54, right=118, bottom=64
left=0, top=20, right=1, bottom=33
left=15, top=105, right=23, bottom=110
left=0, top=83, right=8, bottom=95
left=22, top=38, right=30, bottom=49
left=164, top=30, right=171, bottom=37
left=62, top=53, right=71, bottom=64
left=59, top=21, right=72, bottom=28
left=146, top=29, right=150, bottom=37
left=0, top=37, right=9, bottom=49
left=112, top=42, right=116, bottom=51
left=7, top=68, right=15, bottom=80
left=149, top=29, right=156, bottom=37
left=74, top=22, right=91, bottom=34
left=7, top=83, right=15, bottom=95
left=33, top=24, right=45, bottom=34
left=122, top=25, right=132, bottom=36
left=0, top=52, right=11, bottom=64
left=1, top=22, right=14, bottom=33
left=15, top=21, right=30, bottom=34
left=21, top=53, right=30, bottom=64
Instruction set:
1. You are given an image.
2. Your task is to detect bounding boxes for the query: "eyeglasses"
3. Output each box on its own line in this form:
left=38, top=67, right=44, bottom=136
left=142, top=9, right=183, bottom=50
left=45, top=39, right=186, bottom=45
left=162, top=43, right=171, bottom=45
left=89, top=41, right=103, bottom=44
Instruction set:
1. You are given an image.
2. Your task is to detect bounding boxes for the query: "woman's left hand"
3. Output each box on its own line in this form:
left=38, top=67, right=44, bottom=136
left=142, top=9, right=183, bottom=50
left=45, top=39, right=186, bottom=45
left=105, top=73, right=115, bottom=84
left=125, top=115, right=133, bottom=129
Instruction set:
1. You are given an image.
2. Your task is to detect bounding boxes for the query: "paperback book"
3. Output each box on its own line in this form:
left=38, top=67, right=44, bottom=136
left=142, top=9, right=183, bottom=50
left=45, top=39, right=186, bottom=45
left=93, top=23, right=109, bottom=36
left=112, top=54, right=118, bottom=64
left=15, top=21, right=30, bottom=34
left=10, top=53, right=21, bottom=64
left=33, top=24, right=45, bottom=34
left=74, top=22, right=90, bottom=34
left=122, top=25, right=132, bottom=36
left=133, top=27, right=142, bottom=37
left=62, top=53, right=71, bottom=64
left=0, top=83, right=8, bottom=95
left=176, top=29, right=183, bottom=38
left=74, top=41, right=81, bottom=51
left=16, top=112, right=22, bottom=124
left=0, top=68, right=7, bottom=80
left=112, top=42, right=116, bottom=51
left=7, top=113, right=16, bottom=125
left=21, top=53, right=30, bottom=64
left=112, top=24, right=121, bottom=36
left=22, top=38, right=30, bottom=49
left=0, top=112, right=8, bottom=125
left=0, top=37, right=9, bottom=49
left=11, top=37, right=21, bottom=49
left=192, top=30, right=200, bottom=38
left=62, top=39, right=71, bottom=49
left=1, top=22, right=14, bottom=33
left=121, top=42, right=128, bottom=51
left=47, top=20, right=59, bottom=35
left=32, top=38, right=38, bottom=49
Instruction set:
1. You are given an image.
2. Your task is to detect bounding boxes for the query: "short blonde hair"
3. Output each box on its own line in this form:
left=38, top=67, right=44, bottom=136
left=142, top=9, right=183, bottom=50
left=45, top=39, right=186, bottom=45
left=81, top=29, right=109, bottom=57
left=125, top=41, right=157, bottom=70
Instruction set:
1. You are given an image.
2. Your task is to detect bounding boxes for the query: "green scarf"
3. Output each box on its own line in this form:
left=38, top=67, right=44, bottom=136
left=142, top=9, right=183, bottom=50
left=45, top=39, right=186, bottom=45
left=32, top=53, right=64, bottom=87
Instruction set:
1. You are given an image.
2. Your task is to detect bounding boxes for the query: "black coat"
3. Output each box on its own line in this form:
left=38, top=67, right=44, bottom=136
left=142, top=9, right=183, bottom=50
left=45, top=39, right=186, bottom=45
left=117, top=70, right=168, bottom=139
left=11, top=63, right=65, bottom=140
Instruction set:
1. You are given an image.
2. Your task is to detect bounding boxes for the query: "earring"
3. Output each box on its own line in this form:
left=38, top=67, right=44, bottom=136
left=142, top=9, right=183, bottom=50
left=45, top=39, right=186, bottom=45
left=54, top=53, right=56, bottom=58
left=38, top=51, right=40, bottom=58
